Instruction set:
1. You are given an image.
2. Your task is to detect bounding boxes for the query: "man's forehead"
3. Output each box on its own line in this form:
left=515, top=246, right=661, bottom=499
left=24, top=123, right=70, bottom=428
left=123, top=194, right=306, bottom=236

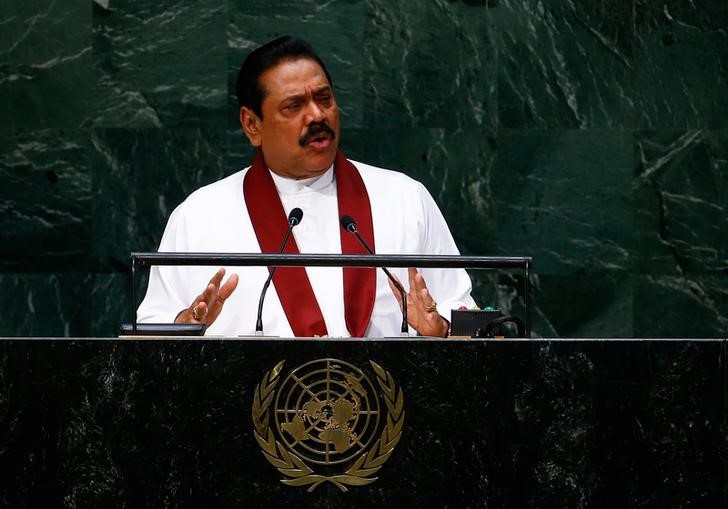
left=260, top=58, right=331, bottom=98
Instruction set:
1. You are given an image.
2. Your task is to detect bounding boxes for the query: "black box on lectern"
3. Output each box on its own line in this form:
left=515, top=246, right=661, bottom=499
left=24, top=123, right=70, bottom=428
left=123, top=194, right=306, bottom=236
left=450, top=309, right=503, bottom=336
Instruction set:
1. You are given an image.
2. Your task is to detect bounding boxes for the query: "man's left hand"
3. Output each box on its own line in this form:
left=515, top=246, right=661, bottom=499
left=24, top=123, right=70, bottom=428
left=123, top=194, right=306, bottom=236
left=388, top=267, right=449, bottom=337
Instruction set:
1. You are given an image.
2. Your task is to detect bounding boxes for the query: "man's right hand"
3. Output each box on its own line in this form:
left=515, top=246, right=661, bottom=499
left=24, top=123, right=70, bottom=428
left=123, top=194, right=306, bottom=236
left=175, top=268, right=239, bottom=326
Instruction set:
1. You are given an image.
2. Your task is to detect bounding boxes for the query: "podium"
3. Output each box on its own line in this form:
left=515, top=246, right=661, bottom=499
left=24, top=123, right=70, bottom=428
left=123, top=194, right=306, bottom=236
left=0, top=337, right=724, bottom=507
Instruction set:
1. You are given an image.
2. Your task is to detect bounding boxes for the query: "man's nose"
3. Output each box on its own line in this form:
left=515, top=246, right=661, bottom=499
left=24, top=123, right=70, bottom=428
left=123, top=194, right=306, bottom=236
left=305, top=101, right=325, bottom=122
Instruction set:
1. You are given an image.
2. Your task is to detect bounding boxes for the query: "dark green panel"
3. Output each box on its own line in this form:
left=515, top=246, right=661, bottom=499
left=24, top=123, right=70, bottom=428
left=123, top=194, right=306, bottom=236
left=634, top=130, right=728, bottom=275
left=492, top=129, right=633, bottom=275
left=0, top=129, right=93, bottom=271
left=89, top=272, right=137, bottom=337
left=0, top=1, right=93, bottom=130
left=89, top=0, right=227, bottom=128
left=228, top=0, right=365, bottom=129
left=634, top=1, right=728, bottom=129
left=0, top=272, right=139, bottom=338
left=493, top=0, right=635, bottom=129
left=0, top=273, right=94, bottom=336
left=90, top=127, right=229, bottom=270
left=634, top=275, right=728, bottom=338
left=533, top=272, right=633, bottom=338
left=362, top=0, right=495, bottom=128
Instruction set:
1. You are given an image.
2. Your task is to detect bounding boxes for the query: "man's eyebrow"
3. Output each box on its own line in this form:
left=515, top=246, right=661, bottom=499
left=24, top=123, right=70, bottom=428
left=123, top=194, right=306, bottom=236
left=281, top=86, right=332, bottom=103
left=281, top=93, right=306, bottom=103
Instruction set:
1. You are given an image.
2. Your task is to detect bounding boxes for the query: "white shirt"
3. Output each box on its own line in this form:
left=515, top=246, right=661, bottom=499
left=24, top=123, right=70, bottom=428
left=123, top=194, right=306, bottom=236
left=137, top=159, right=476, bottom=337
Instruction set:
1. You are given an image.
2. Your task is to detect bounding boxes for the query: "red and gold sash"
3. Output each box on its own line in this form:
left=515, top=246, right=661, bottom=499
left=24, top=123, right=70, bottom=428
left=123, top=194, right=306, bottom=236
left=243, top=149, right=376, bottom=337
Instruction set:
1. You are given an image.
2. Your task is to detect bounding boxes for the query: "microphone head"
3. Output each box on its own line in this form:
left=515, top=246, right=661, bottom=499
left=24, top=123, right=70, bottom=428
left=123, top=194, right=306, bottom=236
left=288, top=207, right=303, bottom=226
left=340, top=215, right=357, bottom=233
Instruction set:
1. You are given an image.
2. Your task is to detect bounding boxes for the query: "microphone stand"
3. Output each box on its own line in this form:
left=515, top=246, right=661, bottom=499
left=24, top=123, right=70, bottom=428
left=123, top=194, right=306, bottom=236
left=341, top=217, right=409, bottom=336
left=255, top=209, right=302, bottom=335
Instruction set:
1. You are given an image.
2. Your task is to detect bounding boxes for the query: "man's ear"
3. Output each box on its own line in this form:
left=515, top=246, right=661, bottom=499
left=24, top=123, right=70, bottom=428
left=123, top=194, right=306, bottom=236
left=240, top=106, right=262, bottom=146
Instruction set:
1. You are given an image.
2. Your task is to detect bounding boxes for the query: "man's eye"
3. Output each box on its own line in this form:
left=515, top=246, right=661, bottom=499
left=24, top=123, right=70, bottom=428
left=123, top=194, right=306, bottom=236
left=285, top=103, right=302, bottom=112
left=318, top=95, right=332, bottom=105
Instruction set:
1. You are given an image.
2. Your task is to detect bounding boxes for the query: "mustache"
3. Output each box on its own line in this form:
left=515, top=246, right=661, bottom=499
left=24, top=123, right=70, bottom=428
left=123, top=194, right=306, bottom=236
left=299, top=122, right=336, bottom=147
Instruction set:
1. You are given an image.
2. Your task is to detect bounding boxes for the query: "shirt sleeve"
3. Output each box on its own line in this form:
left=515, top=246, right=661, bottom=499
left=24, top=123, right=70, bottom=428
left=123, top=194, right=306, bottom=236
left=415, top=182, right=477, bottom=317
left=136, top=206, right=192, bottom=324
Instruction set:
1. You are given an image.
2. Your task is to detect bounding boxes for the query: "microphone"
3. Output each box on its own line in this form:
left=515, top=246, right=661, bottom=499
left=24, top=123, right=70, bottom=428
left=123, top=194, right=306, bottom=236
left=340, top=215, right=409, bottom=336
left=255, top=207, right=303, bottom=335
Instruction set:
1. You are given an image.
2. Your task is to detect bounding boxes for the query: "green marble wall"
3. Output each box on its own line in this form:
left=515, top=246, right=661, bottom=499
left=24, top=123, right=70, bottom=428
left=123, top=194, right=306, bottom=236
left=1, top=1, right=726, bottom=337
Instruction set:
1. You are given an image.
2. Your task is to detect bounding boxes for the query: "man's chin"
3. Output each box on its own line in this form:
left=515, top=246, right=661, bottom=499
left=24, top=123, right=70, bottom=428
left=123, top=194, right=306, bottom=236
left=265, top=146, right=338, bottom=179
left=304, top=147, right=337, bottom=172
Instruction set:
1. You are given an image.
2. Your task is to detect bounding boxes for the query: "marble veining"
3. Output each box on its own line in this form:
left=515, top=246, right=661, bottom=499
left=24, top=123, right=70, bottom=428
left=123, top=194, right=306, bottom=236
left=1, top=1, right=727, bottom=337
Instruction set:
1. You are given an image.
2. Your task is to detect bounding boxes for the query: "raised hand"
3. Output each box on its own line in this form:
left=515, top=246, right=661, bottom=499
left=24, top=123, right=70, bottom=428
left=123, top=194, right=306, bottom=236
left=388, top=267, right=449, bottom=337
left=175, top=268, right=239, bottom=326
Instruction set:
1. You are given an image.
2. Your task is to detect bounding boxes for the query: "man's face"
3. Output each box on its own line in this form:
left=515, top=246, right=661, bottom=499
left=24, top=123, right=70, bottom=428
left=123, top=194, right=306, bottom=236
left=240, top=58, right=340, bottom=179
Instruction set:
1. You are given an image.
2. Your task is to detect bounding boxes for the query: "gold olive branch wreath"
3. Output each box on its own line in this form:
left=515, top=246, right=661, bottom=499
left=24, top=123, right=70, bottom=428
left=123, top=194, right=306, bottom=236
left=251, top=360, right=405, bottom=492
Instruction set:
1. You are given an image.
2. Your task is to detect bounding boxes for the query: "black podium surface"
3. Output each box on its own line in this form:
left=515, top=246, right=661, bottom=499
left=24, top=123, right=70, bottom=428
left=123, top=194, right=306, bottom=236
left=0, top=338, right=726, bottom=508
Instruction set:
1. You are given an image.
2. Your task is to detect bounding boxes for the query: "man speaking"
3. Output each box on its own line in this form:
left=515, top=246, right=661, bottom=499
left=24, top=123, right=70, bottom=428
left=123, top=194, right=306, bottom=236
left=138, top=36, right=475, bottom=337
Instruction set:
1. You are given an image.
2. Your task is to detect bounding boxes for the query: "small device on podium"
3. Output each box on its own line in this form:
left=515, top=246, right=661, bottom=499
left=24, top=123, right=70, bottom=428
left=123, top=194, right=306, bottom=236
left=450, top=308, right=503, bottom=336
left=450, top=307, right=526, bottom=338
left=119, top=323, right=206, bottom=336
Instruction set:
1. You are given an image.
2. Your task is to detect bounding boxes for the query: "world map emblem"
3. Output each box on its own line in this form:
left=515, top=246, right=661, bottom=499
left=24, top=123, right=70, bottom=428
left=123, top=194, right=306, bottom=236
left=252, top=359, right=405, bottom=492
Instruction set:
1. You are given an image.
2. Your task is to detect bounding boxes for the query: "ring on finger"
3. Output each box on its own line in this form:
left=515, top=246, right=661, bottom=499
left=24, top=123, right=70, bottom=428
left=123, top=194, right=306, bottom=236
left=192, top=304, right=207, bottom=321
left=426, top=300, right=438, bottom=313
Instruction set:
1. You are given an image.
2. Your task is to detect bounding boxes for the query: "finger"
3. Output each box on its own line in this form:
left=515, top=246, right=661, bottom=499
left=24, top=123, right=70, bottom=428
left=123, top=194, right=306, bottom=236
left=188, top=285, right=211, bottom=313
left=194, top=301, right=209, bottom=320
left=203, top=268, right=228, bottom=308
left=418, top=290, right=433, bottom=316
left=408, top=268, right=431, bottom=303
left=208, top=267, right=226, bottom=289
left=176, top=300, right=208, bottom=324
left=211, top=274, right=239, bottom=311
left=217, top=273, right=239, bottom=301
left=178, top=273, right=225, bottom=324
left=407, top=267, right=419, bottom=292
left=413, top=269, right=428, bottom=292
left=206, top=274, right=240, bottom=324
left=420, top=287, right=434, bottom=306
left=418, top=287, right=443, bottom=321
left=200, top=282, right=219, bottom=307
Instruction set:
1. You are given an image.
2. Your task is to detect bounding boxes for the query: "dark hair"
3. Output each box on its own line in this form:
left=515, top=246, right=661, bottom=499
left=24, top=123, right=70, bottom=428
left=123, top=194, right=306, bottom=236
left=236, top=36, right=333, bottom=119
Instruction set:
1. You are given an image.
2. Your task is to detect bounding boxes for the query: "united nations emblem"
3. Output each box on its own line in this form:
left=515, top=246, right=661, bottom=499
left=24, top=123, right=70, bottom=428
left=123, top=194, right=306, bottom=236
left=252, top=359, right=405, bottom=492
